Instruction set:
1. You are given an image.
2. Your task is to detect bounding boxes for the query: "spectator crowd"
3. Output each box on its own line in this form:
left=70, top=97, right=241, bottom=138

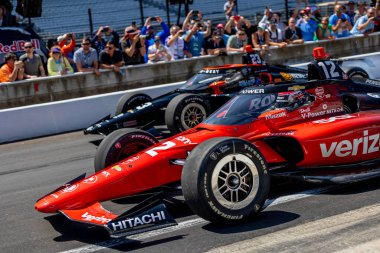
left=1, top=0, right=380, bottom=83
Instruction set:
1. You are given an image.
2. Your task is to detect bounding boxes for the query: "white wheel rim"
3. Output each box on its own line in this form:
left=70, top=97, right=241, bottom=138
left=180, top=103, right=207, bottom=130
left=211, top=154, right=260, bottom=210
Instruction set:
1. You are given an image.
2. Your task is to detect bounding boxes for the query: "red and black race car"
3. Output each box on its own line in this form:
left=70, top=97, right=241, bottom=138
left=35, top=54, right=380, bottom=237
left=84, top=51, right=308, bottom=136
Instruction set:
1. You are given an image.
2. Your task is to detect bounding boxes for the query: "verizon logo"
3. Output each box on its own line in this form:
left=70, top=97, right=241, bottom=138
left=320, top=130, right=380, bottom=158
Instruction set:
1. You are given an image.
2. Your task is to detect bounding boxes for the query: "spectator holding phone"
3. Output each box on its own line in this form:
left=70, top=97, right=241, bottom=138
left=148, top=35, right=172, bottom=63
left=141, top=16, right=169, bottom=59
left=297, top=8, right=318, bottom=41
left=120, top=26, right=146, bottom=65
left=57, top=33, right=76, bottom=66
left=47, top=46, right=74, bottom=76
left=354, top=1, right=368, bottom=24
left=224, top=0, right=238, bottom=20
left=329, top=4, right=352, bottom=38
left=204, top=30, right=227, bottom=55
left=165, top=25, right=189, bottom=60
left=19, top=42, right=46, bottom=79
left=225, top=15, right=254, bottom=44
left=91, top=26, right=120, bottom=56
left=0, top=53, right=24, bottom=82
left=183, top=11, right=211, bottom=57
left=351, top=7, right=376, bottom=35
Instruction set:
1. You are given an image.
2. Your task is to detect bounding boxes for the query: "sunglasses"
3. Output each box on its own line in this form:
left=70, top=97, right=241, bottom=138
left=24, top=46, right=33, bottom=49
left=238, top=33, right=246, bottom=35
left=82, top=43, right=90, bottom=46
left=52, top=52, right=61, bottom=54
left=106, top=46, right=115, bottom=49
left=126, top=30, right=136, bottom=33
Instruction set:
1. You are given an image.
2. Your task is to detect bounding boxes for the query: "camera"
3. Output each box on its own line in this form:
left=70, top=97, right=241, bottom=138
left=101, top=27, right=109, bottom=32
left=139, top=35, right=147, bottom=39
left=150, top=17, right=157, bottom=22
left=341, top=16, right=347, bottom=22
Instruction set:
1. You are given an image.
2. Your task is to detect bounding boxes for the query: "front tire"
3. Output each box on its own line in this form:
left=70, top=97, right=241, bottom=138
left=94, top=128, right=158, bottom=172
left=165, top=94, right=210, bottom=134
left=115, top=92, right=152, bottom=116
left=347, top=67, right=369, bottom=80
left=181, top=137, right=270, bottom=224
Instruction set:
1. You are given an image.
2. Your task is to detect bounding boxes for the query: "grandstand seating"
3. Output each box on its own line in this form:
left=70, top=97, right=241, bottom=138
left=9, top=0, right=329, bottom=40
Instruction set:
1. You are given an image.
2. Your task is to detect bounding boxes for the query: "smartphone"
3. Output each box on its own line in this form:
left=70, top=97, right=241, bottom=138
left=150, top=17, right=157, bottom=22
left=193, top=10, right=199, bottom=15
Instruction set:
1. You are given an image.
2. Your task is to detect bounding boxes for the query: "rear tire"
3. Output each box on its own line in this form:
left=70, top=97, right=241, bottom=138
left=94, top=128, right=158, bottom=172
left=115, top=92, right=152, bottom=115
left=181, top=137, right=270, bottom=224
left=165, top=94, right=210, bottom=134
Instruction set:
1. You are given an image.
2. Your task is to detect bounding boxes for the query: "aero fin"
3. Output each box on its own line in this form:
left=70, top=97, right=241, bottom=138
left=59, top=202, right=117, bottom=226
left=105, top=193, right=178, bottom=237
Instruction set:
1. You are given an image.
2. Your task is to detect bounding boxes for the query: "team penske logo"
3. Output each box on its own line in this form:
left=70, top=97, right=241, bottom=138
left=320, top=130, right=379, bottom=158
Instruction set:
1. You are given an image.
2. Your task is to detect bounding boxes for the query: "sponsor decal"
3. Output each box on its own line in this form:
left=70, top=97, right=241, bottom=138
left=365, top=79, right=380, bottom=86
left=288, top=85, right=305, bottom=91
left=218, top=144, right=230, bottom=154
left=102, top=171, right=111, bottom=178
left=313, top=114, right=355, bottom=124
left=83, top=175, right=97, bottom=184
left=241, top=89, right=265, bottom=94
left=175, top=136, right=197, bottom=145
left=107, top=204, right=175, bottom=232
left=280, top=72, right=293, bottom=81
left=112, top=165, right=123, bottom=172
left=320, top=130, right=380, bottom=158
left=120, top=156, right=140, bottom=165
left=114, top=142, right=122, bottom=149
left=265, top=111, right=286, bottom=120
left=368, top=93, right=380, bottom=99
left=239, top=79, right=256, bottom=87
left=290, top=73, right=307, bottom=79
left=210, top=152, right=218, bottom=160
left=264, top=132, right=295, bottom=136
left=199, top=69, right=220, bottom=74
left=82, top=212, right=112, bottom=223
left=301, top=106, right=343, bottom=119
left=0, top=39, right=41, bottom=53
left=315, top=87, right=324, bottom=98
left=62, top=184, right=79, bottom=193
left=250, top=94, right=276, bottom=110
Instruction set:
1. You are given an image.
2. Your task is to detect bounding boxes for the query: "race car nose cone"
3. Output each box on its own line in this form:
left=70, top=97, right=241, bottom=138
left=35, top=198, right=55, bottom=213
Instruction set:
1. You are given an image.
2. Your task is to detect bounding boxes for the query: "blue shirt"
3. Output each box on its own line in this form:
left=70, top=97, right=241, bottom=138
left=351, top=15, right=374, bottom=34
left=329, top=13, right=351, bottom=38
left=184, top=31, right=204, bottom=57
left=298, top=18, right=318, bottom=41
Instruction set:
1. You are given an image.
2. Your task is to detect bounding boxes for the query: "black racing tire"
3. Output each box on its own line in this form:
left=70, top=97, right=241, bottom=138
left=181, top=137, right=270, bottom=224
left=115, top=92, right=152, bottom=116
left=94, top=128, right=158, bottom=172
left=347, top=67, right=369, bottom=80
left=165, top=93, right=211, bottom=134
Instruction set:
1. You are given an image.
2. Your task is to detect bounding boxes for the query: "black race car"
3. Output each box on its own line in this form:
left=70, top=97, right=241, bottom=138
left=85, top=54, right=308, bottom=136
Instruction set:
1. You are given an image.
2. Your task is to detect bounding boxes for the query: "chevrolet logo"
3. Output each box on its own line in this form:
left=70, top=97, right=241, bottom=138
left=288, top=85, right=305, bottom=91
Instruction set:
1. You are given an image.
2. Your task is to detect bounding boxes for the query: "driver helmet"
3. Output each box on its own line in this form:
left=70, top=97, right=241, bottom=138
left=275, top=90, right=309, bottom=110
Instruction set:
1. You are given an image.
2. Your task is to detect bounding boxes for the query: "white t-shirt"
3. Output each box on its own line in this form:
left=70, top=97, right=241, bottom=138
left=165, top=35, right=185, bottom=60
left=148, top=44, right=171, bottom=63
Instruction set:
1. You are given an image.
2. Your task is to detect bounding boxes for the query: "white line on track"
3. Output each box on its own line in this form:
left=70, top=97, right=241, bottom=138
left=58, top=185, right=338, bottom=253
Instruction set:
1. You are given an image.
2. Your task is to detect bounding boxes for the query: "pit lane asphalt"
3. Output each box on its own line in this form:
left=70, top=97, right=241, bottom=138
left=0, top=131, right=379, bottom=253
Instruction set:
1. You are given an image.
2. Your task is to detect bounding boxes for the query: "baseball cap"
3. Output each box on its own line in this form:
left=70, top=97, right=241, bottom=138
left=258, top=23, right=266, bottom=30
left=245, top=45, right=254, bottom=53
left=57, top=35, right=66, bottom=43
left=125, top=26, right=140, bottom=35
left=216, top=23, right=224, bottom=29
left=348, top=1, right=355, bottom=4
left=51, top=47, right=61, bottom=53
